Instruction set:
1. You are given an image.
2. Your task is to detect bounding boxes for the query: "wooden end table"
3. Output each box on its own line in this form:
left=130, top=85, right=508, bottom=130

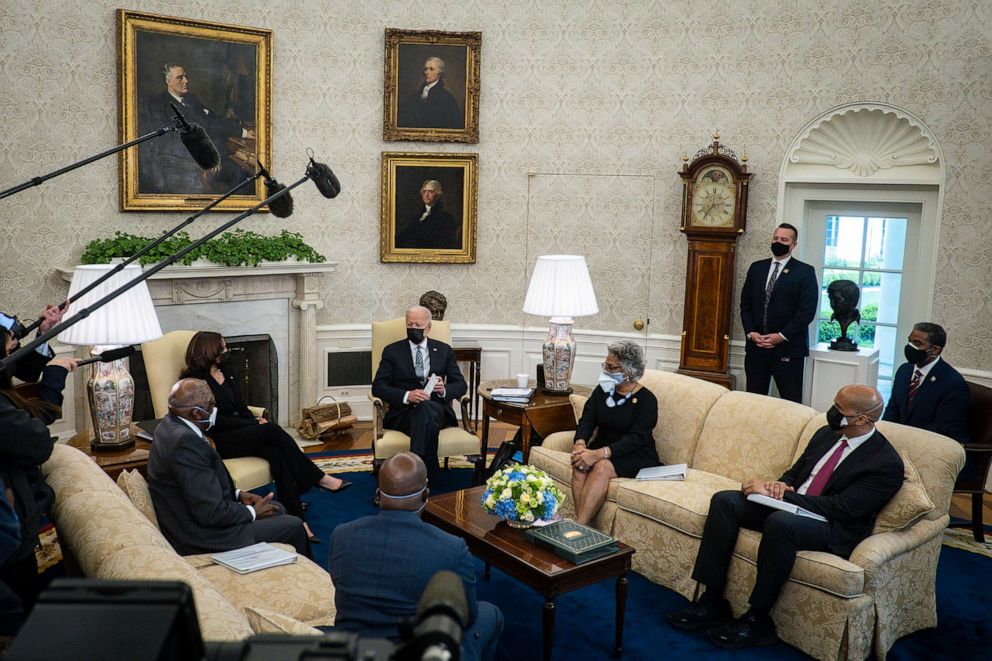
left=67, top=426, right=151, bottom=481
left=453, top=342, right=483, bottom=427
left=479, top=380, right=591, bottom=462
left=424, top=486, right=634, bottom=660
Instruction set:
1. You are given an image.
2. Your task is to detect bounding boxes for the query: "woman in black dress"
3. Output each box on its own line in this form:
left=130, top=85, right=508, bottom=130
left=570, top=340, right=659, bottom=525
left=180, top=332, right=350, bottom=543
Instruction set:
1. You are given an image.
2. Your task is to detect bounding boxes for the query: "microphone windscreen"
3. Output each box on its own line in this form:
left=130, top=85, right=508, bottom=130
left=309, top=161, right=341, bottom=199
left=179, top=123, right=220, bottom=170
left=266, top=180, right=294, bottom=218
left=415, top=570, right=469, bottom=629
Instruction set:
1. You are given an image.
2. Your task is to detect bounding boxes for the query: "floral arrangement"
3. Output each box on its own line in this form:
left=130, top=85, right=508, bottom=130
left=482, top=463, right=564, bottom=525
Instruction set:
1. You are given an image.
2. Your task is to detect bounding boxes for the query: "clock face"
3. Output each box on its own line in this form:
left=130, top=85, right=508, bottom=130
left=690, top=166, right=737, bottom=228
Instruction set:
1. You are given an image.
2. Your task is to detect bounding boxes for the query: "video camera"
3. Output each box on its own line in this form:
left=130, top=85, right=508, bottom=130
left=6, top=571, right=467, bottom=661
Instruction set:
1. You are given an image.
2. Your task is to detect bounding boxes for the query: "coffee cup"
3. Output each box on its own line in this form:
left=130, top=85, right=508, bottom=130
left=516, top=373, right=529, bottom=388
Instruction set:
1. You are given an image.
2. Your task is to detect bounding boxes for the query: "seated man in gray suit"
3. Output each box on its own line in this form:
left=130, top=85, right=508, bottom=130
left=329, top=452, right=502, bottom=661
left=148, top=378, right=310, bottom=557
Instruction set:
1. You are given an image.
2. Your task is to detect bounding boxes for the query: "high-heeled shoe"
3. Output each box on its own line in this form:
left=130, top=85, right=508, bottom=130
left=307, top=534, right=323, bottom=545
left=320, top=479, right=353, bottom=494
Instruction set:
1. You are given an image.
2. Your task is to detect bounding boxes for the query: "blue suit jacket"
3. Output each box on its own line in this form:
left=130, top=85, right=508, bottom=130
left=329, top=510, right=479, bottom=639
left=882, top=359, right=970, bottom=443
left=371, top=338, right=467, bottom=430
left=740, top=257, right=819, bottom=357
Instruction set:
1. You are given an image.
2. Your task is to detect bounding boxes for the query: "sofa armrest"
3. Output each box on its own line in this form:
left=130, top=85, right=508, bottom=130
left=848, top=515, right=948, bottom=587
left=543, top=431, right=576, bottom=452
left=247, top=406, right=264, bottom=418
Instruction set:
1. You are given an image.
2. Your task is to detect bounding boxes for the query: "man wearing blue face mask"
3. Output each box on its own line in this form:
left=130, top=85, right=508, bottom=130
left=147, top=378, right=310, bottom=557
left=882, top=322, right=970, bottom=444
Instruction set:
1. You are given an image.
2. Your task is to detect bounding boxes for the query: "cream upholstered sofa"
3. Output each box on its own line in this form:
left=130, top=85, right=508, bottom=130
left=529, top=369, right=966, bottom=661
left=42, top=443, right=335, bottom=640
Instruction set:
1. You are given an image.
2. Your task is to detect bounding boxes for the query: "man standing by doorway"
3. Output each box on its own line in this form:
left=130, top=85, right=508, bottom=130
left=740, top=223, right=819, bottom=403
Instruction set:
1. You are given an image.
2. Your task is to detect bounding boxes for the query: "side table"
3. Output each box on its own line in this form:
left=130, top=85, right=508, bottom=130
left=67, top=426, right=151, bottom=481
left=479, top=380, right=592, bottom=463
left=453, top=342, right=483, bottom=428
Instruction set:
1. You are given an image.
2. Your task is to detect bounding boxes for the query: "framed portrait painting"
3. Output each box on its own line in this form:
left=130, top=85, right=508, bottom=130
left=380, top=152, right=478, bottom=264
left=383, top=29, right=481, bottom=144
left=117, top=10, right=272, bottom=212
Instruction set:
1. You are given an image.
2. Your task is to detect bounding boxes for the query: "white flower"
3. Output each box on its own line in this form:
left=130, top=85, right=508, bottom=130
left=485, top=495, right=495, bottom=508
left=520, top=493, right=531, bottom=504
left=501, top=487, right=512, bottom=499
left=536, top=492, right=545, bottom=503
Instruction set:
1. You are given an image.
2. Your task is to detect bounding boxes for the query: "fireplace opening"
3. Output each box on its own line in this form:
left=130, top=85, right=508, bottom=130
left=130, top=334, right=278, bottom=421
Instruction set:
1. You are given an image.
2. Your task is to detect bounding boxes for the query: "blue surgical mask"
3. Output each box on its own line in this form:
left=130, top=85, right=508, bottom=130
left=598, top=371, right=624, bottom=394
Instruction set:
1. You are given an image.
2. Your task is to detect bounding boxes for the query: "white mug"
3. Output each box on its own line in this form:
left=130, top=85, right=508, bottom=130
left=516, top=373, right=529, bottom=388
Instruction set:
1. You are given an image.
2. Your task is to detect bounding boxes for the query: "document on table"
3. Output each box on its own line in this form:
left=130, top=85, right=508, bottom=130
left=746, top=493, right=828, bottom=522
left=211, top=542, right=298, bottom=574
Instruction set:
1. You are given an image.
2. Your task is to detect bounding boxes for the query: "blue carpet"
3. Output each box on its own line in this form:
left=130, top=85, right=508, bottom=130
left=278, top=469, right=992, bottom=661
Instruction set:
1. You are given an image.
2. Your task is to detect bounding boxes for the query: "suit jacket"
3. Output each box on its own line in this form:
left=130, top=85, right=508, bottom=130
left=882, top=359, right=970, bottom=443
left=371, top=338, right=467, bottom=430
left=398, top=82, right=463, bottom=129
left=396, top=203, right=461, bottom=250
left=779, top=426, right=904, bottom=557
left=329, top=509, right=479, bottom=639
left=147, top=414, right=254, bottom=555
left=740, top=257, right=819, bottom=357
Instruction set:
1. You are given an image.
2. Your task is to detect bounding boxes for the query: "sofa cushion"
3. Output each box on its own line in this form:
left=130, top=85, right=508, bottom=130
left=529, top=447, right=623, bottom=502
left=245, top=607, right=323, bottom=635
left=735, top=529, right=866, bottom=598
left=615, top=469, right=741, bottom=537
left=691, top=392, right=817, bottom=483
left=116, top=469, right=159, bottom=529
left=636, top=370, right=728, bottom=466
left=873, top=452, right=934, bottom=534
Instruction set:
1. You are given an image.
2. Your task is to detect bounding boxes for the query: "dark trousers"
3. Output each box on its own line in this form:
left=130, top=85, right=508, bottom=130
left=692, top=491, right=831, bottom=611
left=212, top=422, right=325, bottom=519
left=386, top=401, right=453, bottom=476
left=744, top=352, right=806, bottom=403
left=250, top=500, right=312, bottom=558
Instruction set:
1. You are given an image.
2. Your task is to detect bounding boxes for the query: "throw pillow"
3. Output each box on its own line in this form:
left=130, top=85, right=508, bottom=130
left=245, top=606, right=323, bottom=636
left=873, top=452, right=935, bottom=534
left=116, top=469, right=159, bottom=529
left=569, top=394, right=589, bottom=423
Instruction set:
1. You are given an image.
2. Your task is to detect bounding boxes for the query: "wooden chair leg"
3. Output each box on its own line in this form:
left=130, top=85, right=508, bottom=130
left=972, top=493, right=986, bottom=543
left=444, top=457, right=450, bottom=471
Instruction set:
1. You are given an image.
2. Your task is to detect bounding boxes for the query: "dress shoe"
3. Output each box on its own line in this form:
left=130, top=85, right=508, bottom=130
left=319, top=479, right=353, bottom=494
left=307, top=534, right=322, bottom=545
left=301, top=502, right=310, bottom=513
left=708, top=611, right=778, bottom=649
left=668, top=597, right=732, bottom=632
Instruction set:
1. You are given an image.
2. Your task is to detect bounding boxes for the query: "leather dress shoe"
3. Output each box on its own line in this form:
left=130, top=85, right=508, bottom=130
left=708, top=611, right=778, bottom=649
left=668, top=598, right=732, bottom=632
left=307, top=534, right=322, bottom=545
left=319, top=479, right=353, bottom=494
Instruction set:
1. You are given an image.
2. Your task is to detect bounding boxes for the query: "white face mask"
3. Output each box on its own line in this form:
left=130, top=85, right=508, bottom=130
left=598, top=371, right=624, bottom=394
left=378, top=485, right=429, bottom=513
left=193, top=406, right=218, bottom=431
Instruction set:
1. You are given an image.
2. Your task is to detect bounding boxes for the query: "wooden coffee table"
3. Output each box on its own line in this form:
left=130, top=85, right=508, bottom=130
left=424, top=485, right=634, bottom=660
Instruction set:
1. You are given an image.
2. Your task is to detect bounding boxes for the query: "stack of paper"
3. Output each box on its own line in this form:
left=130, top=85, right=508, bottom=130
left=490, top=387, right=535, bottom=403
left=635, top=463, right=688, bottom=481
left=746, top=493, right=828, bottom=522
left=211, top=542, right=298, bottom=574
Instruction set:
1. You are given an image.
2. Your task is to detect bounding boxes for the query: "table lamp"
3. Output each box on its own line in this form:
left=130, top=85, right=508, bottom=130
left=59, top=264, right=163, bottom=451
left=522, top=255, right=599, bottom=394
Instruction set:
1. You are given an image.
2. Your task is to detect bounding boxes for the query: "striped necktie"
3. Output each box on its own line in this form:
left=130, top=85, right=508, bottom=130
left=415, top=346, right=425, bottom=381
left=908, top=368, right=923, bottom=403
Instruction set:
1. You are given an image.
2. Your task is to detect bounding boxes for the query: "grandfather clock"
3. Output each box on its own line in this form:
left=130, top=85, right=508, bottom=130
left=676, top=134, right=751, bottom=388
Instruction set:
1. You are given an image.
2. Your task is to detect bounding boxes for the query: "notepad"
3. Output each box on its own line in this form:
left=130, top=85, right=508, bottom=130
left=635, top=463, right=688, bottom=481
left=746, top=493, right=828, bottom=522
left=211, top=542, right=298, bottom=574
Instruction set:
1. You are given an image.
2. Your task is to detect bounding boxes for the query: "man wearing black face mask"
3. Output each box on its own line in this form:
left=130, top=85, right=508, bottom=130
left=147, top=379, right=310, bottom=557
left=670, top=385, right=903, bottom=649
left=882, top=322, right=970, bottom=443
left=372, top=306, right=467, bottom=479
left=740, top=223, right=819, bottom=402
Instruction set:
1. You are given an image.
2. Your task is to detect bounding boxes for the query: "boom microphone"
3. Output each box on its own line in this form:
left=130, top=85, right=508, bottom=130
left=170, top=103, right=220, bottom=170
left=75, top=345, right=137, bottom=367
left=306, top=156, right=341, bottom=199
left=257, top=163, right=294, bottom=218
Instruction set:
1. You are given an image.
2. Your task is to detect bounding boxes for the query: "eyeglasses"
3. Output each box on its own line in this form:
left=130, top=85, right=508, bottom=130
left=601, top=362, right=624, bottom=373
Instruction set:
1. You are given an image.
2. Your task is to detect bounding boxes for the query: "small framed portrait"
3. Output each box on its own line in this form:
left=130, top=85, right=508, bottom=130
left=380, top=152, right=478, bottom=263
left=118, top=10, right=272, bottom=212
left=383, top=29, right=481, bottom=144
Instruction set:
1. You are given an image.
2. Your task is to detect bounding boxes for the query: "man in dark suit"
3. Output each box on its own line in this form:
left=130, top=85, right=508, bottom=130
left=883, top=322, right=970, bottom=443
left=669, top=384, right=904, bottom=649
left=330, top=452, right=502, bottom=660
left=147, top=379, right=310, bottom=557
left=740, top=223, right=819, bottom=403
left=397, top=56, right=463, bottom=130
left=396, top=180, right=461, bottom=250
left=372, top=306, right=467, bottom=478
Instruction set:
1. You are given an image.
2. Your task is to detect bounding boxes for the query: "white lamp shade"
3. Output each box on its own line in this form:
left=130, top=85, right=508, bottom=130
left=58, top=264, right=163, bottom=346
left=522, top=255, right=599, bottom=318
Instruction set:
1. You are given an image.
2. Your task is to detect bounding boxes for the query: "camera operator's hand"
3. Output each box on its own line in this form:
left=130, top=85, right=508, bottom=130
left=48, top=356, right=79, bottom=372
left=38, top=303, right=67, bottom=334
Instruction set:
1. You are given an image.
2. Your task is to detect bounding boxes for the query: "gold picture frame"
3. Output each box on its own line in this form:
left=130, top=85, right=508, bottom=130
left=118, top=10, right=272, bottom=212
left=383, top=29, right=481, bottom=144
left=380, top=152, right=478, bottom=263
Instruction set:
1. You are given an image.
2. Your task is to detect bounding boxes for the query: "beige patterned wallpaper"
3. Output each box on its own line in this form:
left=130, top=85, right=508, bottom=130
left=1, top=0, right=990, bottom=369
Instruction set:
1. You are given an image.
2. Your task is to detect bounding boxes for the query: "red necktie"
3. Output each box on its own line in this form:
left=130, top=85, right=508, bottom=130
left=908, top=369, right=923, bottom=403
left=806, top=439, right=849, bottom=497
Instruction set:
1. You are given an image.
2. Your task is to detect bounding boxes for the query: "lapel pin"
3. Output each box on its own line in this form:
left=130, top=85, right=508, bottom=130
left=632, top=398, right=638, bottom=404
left=930, top=376, right=936, bottom=382
left=783, top=268, right=789, bottom=274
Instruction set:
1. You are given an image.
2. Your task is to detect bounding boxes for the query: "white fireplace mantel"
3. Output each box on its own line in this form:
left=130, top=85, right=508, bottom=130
left=58, top=260, right=337, bottom=427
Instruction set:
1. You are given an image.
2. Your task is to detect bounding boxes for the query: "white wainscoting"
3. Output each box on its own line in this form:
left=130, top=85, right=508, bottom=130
left=314, top=323, right=992, bottom=422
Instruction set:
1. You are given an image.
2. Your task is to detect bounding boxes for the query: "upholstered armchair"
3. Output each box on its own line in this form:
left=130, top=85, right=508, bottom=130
left=367, top=318, right=484, bottom=476
left=141, top=330, right=272, bottom=490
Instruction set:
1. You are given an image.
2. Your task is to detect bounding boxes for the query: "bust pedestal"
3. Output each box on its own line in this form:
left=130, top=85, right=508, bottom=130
left=803, top=343, right=880, bottom=412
